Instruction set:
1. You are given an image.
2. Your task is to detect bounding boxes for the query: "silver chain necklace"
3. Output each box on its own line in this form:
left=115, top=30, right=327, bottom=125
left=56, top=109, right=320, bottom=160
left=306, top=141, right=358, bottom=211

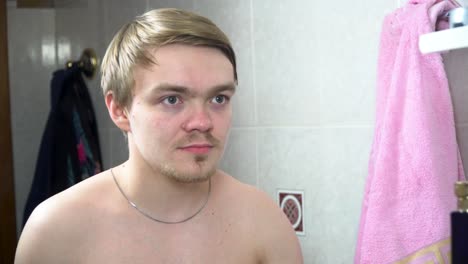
left=111, top=168, right=211, bottom=224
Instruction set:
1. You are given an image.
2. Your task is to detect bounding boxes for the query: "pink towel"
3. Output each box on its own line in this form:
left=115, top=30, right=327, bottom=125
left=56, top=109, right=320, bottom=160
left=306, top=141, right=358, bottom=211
left=355, top=1, right=465, bottom=263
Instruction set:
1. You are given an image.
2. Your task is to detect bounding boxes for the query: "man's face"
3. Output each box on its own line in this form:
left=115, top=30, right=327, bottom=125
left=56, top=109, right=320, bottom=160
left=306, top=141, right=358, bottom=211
left=127, top=44, right=235, bottom=183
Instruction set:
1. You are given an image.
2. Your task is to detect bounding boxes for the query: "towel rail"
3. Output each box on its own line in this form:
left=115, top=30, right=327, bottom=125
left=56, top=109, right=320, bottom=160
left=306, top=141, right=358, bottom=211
left=66, top=48, right=99, bottom=79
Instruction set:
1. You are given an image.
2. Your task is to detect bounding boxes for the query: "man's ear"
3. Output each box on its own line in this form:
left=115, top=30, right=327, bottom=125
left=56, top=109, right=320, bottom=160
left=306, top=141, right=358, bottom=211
left=105, top=91, right=131, bottom=132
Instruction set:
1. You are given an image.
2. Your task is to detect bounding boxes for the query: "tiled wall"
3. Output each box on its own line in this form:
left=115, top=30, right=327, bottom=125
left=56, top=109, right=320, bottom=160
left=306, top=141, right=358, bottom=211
left=8, top=0, right=468, bottom=263
left=7, top=4, right=57, bottom=232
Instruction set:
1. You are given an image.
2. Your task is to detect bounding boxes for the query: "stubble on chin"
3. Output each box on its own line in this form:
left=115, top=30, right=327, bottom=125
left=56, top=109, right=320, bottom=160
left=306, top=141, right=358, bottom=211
left=162, top=132, right=223, bottom=183
left=158, top=155, right=217, bottom=183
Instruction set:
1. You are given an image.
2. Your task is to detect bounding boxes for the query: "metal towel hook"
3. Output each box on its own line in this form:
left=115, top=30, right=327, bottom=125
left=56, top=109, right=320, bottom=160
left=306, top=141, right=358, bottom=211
left=449, top=6, right=468, bottom=28
left=66, top=48, right=99, bottom=79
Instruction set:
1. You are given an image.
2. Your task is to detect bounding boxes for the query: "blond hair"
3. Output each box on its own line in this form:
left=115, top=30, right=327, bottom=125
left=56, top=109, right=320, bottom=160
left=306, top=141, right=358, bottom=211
left=100, top=8, right=237, bottom=108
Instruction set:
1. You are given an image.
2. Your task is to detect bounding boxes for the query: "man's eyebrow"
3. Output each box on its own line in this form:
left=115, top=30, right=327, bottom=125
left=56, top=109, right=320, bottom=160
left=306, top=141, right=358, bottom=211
left=149, top=83, right=236, bottom=96
left=150, top=83, right=190, bottom=94
left=210, top=83, right=237, bottom=94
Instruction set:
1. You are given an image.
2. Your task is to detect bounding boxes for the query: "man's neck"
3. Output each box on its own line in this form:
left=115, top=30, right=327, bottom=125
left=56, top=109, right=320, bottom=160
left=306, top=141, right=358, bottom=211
left=113, top=160, right=213, bottom=223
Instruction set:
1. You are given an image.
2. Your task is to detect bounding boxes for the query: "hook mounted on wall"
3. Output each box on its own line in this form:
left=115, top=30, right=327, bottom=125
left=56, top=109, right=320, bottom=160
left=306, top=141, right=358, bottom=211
left=66, top=48, right=99, bottom=79
left=419, top=0, right=468, bottom=54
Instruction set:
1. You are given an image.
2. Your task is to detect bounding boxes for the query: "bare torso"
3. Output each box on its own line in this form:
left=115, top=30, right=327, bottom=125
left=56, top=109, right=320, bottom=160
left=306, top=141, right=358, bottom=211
left=78, top=208, right=259, bottom=264
left=18, top=171, right=269, bottom=264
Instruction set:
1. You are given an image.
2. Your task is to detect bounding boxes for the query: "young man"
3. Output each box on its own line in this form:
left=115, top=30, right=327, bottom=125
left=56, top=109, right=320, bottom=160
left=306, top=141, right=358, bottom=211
left=15, top=8, right=303, bottom=263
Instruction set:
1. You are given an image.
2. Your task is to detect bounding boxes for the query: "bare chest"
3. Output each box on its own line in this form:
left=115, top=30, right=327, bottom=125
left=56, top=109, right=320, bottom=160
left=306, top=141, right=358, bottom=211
left=74, top=214, right=259, bottom=264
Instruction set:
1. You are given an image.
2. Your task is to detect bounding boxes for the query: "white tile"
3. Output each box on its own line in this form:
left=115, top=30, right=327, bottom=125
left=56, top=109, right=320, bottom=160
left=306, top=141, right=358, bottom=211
left=54, top=0, right=88, bottom=8
left=12, top=128, right=43, bottom=232
left=257, top=127, right=321, bottom=262
left=257, top=127, right=373, bottom=263
left=7, top=8, right=57, bottom=235
left=253, top=0, right=396, bottom=127
left=444, top=49, right=468, bottom=125
left=110, top=127, right=129, bottom=167
left=219, top=128, right=257, bottom=186
left=55, top=0, right=101, bottom=67
left=101, top=0, right=147, bottom=9
left=7, top=8, right=56, bottom=133
left=314, top=0, right=394, bottom=127
left=257, top=128, right=321, bottom=196
left=312, top=127, right=372, bottom=263
left=100, top=0, right=148, bottom=50
left=147, top=0, right=194, bottom=10
left=95, top=126, right=110, bottom=170
left=194, top=0, right=255, bottom=127
left=253, top=0, right=321, bottom=126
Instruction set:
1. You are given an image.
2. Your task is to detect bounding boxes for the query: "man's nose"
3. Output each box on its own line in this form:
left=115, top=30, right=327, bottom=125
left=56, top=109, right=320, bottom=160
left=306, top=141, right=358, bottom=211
left=181, top=105, right=213, bottom=132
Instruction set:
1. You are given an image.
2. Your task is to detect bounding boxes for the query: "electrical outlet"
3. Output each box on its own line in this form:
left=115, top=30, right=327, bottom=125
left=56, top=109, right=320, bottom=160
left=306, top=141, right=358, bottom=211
left=278, top=189, right=305, bottom=235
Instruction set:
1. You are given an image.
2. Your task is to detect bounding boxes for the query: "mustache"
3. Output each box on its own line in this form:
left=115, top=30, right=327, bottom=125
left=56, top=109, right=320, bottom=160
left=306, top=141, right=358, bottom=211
left=175, top=132, right=221, bottom=147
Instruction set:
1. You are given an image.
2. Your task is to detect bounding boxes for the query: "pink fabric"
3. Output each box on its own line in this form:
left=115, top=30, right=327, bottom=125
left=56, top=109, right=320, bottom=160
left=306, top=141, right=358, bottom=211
left=355, top=0, right=465, bottom=263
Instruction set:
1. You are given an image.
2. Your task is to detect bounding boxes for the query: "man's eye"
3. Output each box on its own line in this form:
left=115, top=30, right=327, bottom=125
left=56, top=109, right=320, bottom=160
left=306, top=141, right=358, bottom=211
left=212, top=95, right=229, bottom=104
left=162, top=96, right=181, bottom=105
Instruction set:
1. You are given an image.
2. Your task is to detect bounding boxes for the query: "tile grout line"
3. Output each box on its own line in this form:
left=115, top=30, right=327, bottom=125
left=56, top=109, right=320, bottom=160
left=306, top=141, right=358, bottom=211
left=249, top=0, right=260, bottom=188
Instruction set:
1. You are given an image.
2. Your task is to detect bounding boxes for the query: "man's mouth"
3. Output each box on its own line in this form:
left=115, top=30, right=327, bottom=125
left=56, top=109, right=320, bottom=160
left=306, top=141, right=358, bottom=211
left=178, top=144, right=214, bottom=154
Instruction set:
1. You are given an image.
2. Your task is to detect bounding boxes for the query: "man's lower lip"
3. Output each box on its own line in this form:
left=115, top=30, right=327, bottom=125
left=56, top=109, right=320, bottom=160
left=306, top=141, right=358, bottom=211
left=180, top=147, right=212, bottom=154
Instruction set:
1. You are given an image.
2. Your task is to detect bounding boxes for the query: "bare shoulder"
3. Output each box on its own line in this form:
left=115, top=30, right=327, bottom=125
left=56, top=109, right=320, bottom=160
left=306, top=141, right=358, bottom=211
left=214, top=171, right=291, bottom=223
left=15, top=171, right=114, bottom=264
left=214, top=171, right=304, bottom=264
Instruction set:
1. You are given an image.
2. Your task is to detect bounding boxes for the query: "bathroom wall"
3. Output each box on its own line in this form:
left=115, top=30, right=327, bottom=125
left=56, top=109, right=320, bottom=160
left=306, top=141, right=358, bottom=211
left=9, top=0, right=468, bottom=263
left=7, top=2, right=57, bottom=231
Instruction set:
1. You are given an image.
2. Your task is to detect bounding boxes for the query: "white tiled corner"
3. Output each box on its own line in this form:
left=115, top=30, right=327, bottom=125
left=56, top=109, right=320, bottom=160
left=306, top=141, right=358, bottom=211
left=444, top=49, right=468, bottom=125
left=194, top=0, right=256, bottom=127
left=252, top=0, right=321, bottom=126
left=219, top=128, right=257, bottom=186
